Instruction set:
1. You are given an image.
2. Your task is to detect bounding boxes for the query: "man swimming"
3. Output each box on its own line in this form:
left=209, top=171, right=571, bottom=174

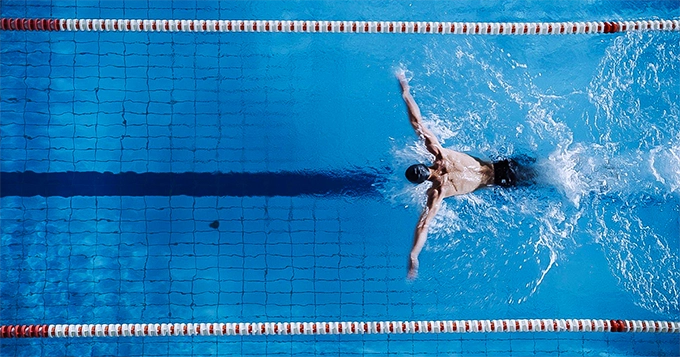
left=398, top=72, right=518, bottom=279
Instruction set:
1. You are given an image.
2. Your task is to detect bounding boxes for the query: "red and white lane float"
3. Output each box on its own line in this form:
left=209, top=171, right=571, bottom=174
left=1, top=319, right=679, bottom=338
left=0, top=18, right=678, bottom=34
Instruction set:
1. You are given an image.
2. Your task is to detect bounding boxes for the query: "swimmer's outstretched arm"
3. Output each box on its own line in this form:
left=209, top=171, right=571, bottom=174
left=408, top=188, right=443, bottom=279
left=397, top=72, right=443, bottom=157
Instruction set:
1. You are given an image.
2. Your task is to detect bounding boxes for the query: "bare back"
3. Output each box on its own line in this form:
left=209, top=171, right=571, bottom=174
left=429, top=148, right=494, bottom=197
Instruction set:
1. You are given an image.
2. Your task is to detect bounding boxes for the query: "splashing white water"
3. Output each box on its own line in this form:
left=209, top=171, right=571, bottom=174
left=586, top=31, right=680, bottom=317
left=391, top=39, right=581, bottom=308
left=649, top=143, right=680, bottom=193
left=389, top=32, right=679, bottom=316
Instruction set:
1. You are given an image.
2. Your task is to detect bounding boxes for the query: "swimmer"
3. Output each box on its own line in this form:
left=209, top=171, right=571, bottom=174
left=398, top=72, right=523, bottom=279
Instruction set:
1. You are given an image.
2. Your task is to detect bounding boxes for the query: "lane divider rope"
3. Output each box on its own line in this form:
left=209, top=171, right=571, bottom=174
left=1, top=319, right=679, bottom=337
left=0, top=18, right=678, bottom=34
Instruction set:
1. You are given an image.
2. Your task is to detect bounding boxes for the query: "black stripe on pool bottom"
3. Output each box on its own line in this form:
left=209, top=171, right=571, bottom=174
left=0, top=171, right=382, bottom=197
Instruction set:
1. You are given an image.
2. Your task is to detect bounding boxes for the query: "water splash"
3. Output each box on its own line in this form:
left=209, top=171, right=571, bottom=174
left=390, top=38, right=581, bottom=308
left=587, top=31, right=680, bottom=317
left=389, top=32, right=679, bottom=316
left=650, top=143, right=680, bottom=193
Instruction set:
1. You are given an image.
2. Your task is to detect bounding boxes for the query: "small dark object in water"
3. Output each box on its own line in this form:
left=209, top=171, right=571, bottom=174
left=209, top=220, right=219, bottom=229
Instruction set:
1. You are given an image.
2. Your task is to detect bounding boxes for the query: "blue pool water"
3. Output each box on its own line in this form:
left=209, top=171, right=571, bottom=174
left=1, top=0, right=679, bottom=356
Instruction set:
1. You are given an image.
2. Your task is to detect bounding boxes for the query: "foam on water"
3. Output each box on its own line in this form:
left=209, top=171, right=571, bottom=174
left=389, top=32, right=679, bottom=316
left=650, top=143, right=680, bottom=193
left=390, top=40, right=581, bottom=308
left=586, top=31, right=680, bottom=317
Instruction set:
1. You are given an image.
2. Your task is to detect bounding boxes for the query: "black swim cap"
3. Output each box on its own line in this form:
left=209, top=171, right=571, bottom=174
left=405, top=164, right=430, bottom=184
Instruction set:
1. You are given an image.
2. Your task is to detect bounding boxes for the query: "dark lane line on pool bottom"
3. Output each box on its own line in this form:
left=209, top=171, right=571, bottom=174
left=0, top=171, right=383, bottom=197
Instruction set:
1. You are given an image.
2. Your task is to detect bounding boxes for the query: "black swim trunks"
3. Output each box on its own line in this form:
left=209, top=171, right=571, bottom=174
left=493, top=160, right=517, bottom=187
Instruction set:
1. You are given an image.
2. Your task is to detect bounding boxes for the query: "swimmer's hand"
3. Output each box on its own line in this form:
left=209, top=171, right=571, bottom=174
left=396, top=70, right=409, bottom=90
left=407, top=255, right=419, bottom=280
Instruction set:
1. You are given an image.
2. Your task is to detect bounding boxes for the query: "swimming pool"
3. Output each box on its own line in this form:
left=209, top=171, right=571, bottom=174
left=1, top=0, right=679, bottom=355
